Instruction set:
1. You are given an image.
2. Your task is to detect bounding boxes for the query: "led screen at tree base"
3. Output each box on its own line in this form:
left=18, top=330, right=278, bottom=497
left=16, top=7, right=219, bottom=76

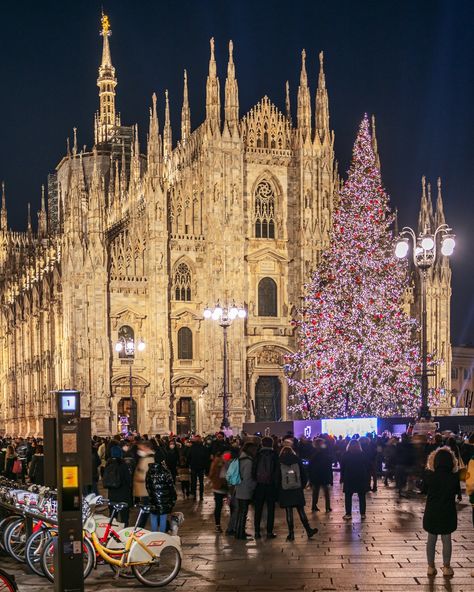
left=321, top=417, right=378, bottom=437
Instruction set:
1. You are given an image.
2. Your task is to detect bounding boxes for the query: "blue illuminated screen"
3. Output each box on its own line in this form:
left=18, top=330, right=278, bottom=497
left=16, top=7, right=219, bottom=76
left=61, top=395, right=77, bottom=412
left=321, top=417, right=377, bottom=437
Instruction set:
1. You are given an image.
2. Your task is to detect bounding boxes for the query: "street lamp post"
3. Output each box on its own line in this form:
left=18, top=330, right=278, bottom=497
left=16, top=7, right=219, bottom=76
left=395, top=224, right=455, bottom=418
left=203, top=302, right=246, bottom=429
left=115, top=336, right=145, bottom=432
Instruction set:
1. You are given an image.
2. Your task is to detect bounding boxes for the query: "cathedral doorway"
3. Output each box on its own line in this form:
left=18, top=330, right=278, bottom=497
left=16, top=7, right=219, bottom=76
left=255, top=376, right=281, bottom=421
left=176, top=397, right=196, bottom=435
left=117, top=397, right=138, bottom=434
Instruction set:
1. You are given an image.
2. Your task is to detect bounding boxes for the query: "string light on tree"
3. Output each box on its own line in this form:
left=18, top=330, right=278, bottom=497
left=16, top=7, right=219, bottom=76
left=285, top=115, right=420, bottom=418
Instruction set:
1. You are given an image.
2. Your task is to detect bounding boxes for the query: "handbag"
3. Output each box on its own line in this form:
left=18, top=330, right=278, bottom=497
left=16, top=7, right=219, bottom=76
left=458, top=457, right=467, bottom=482
left=12, top=459, right=23, bottom=474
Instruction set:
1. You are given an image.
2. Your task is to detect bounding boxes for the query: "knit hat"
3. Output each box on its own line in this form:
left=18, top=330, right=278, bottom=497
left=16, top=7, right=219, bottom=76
left=110, top=445, right=123, bottom=459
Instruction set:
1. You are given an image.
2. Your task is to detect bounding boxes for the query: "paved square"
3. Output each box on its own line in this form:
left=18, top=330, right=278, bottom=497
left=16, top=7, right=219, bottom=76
left=3, top=476, right=473, bottom=591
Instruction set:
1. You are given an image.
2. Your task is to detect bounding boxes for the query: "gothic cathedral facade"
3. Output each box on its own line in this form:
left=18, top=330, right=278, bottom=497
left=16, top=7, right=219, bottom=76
left=0, top=15, right=452, bottom=435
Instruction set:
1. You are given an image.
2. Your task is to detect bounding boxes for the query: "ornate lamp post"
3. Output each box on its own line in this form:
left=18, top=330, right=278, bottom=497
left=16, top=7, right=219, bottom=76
left=115, top=336, right=145, bottom=432
left=395, top=224, right=455, bottom=418
left=203, top=302, right=246, bottom=429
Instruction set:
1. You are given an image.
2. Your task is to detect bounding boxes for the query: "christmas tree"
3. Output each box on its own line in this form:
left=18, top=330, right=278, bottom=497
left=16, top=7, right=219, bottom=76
left=286, top=115, right=420, bottom=418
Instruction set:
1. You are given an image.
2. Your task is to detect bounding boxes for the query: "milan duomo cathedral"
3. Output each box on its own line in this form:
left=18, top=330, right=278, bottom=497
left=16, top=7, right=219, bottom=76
left=0, top=15, right=452, bottom=436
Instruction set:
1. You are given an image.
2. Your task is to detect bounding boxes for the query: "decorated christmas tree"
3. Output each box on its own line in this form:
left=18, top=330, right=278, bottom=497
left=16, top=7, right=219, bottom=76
left=286, top=116, right=421, bottom=418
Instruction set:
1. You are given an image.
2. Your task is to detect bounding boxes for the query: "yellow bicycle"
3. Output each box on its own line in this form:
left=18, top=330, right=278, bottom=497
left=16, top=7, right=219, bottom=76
left=85, top=503, right=182, bottom=587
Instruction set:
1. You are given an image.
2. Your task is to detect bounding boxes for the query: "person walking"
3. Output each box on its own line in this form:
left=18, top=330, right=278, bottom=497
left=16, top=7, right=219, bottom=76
left=28, top=444, right=45, bottom=485
left=423, top=446, right=461, bottom=578
left=133, top=440, right=156, bottom=518
left=308, top=438, right=333, bottom=513
left=341, top=439, right=370, bottom=520
left=3, top=445, right=19, bottom=480
left=103, top=444, right=133, bottom=526
left=278, top=445, right=318, bottom=541
left=253, top=436, right=279, bottom=539
left=234, top=442, right=258, bottom=540
left=208, top=450, right=229, bottom=532
left=177, top=445, right=191, bottom=499
left=188, top=435, right=209, bottom=501
left=145, top=459, right=177, bottom=532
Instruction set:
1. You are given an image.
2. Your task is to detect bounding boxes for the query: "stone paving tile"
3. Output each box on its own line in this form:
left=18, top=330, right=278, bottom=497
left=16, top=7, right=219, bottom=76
left=1, top=475, right=473, bottom=591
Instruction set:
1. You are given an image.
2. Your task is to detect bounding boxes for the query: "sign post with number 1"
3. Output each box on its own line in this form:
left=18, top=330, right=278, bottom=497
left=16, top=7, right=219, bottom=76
left=54, top=390, right=84, bottom=592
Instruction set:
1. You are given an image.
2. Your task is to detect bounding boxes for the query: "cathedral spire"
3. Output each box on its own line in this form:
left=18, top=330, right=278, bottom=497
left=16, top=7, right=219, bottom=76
left=418, top=175, right=434, bottom=234
left=148, top=92, right=162, bottom=174
left=435, top=177, right=446, bottom=226
left=38, top=185, right=48, bottom=238
left=1, top=181, right=7, bottom=231
left=224, top=40, right=239, bottom=134
left=27, top=202, right=32, bottom=236
left=297, top=49, right=311, bottom=143
left=163, top=89, right=172, bottom=161
left=315, top=51, right=330, bottom=143
left=206, top=37, right=221, bottom=133
left=96, top=12, right=117, bottom=144
left=371, top=115, right=381, bottom=171
left=181, top=70, right=191, bottom=143
left=285, top=80, right=292, bottom=123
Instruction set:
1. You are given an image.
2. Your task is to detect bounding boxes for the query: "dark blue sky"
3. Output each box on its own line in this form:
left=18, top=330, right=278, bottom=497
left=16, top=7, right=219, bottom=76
left=0, top=0, right=473, bottom=343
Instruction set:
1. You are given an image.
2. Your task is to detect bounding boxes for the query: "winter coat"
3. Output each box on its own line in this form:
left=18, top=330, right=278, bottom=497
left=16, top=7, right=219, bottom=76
left=253, top=447, right=280, bottom=487
left=133, top=453, right=155, bottom=498
left=423, top=447, right=461, bottom=535
left=340, top=450, right=370, bottom=494
left=106, top=458, right=133, bottom=506
left=309, top=448, right=333, bottom=487
left=145, top=462, right=177, bottom=515
left=28, top=453, right=44, bottom=485
left=234, top=453, right=256, bottom=500
left=208, top=456, right=228, bottom=493
left=165, top=447, right=179, bottom=477
left=187, top=442, right=210, bottom=471
left=278, top=451, right=307, bottom=508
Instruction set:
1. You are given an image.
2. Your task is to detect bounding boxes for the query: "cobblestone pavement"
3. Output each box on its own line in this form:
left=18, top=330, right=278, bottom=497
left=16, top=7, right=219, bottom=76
left=3, top=475, right=473, bottom=592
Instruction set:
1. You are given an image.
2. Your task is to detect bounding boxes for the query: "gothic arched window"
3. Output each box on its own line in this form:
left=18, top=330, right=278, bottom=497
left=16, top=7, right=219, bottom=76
left=258, top=277, right=277, bottom=317
left=118, top=325, right=134, bottom=359
left=173, top=263, right=192, bottom=301
left=177, top=327, right=193, bottom=360
left=254, top=180, right=276, bottom=239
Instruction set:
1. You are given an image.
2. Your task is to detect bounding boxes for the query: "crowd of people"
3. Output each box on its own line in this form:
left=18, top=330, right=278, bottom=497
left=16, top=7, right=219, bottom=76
left=1, top=428, right=473, bottom=577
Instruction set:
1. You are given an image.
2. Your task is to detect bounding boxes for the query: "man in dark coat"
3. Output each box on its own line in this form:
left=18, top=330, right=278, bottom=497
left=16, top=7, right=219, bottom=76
left=188, top=436, right=210, bottom=500
left=278, top=446, right=317, bottom=541
left=309, top=438, right=333, bottom=512
left=253, top=437, right=279, bottom=539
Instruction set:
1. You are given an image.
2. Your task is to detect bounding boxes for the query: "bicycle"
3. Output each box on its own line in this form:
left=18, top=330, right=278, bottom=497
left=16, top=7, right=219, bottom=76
left=85, top=503, right=182, bottom=587
left=40, top=496, right=128, bottom=582
left=0, top=568, right=17, bottom=592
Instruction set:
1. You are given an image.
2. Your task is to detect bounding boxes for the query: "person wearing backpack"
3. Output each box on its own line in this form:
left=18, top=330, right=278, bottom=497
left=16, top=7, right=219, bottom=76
left=278, top=445, right=318, bottom=541
left=234, top=441, right=258, bottom=540
left=104, top=445, right=132, bottom=526
left=253, top=436, right=279, bottom=539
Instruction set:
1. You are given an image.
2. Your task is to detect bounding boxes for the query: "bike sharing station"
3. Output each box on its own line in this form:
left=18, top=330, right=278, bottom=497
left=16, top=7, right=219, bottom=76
left=44, top=389, right=90, bottom=592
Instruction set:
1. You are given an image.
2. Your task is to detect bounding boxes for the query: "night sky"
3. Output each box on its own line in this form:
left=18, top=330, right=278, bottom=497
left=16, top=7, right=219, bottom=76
left=0, top=1, right=473, bottom=344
